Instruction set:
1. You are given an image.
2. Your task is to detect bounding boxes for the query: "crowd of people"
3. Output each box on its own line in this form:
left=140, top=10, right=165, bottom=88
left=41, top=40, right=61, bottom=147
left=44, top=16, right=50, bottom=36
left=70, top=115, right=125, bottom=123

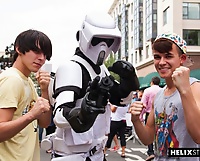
left=0, top=10, right=200, bottom=161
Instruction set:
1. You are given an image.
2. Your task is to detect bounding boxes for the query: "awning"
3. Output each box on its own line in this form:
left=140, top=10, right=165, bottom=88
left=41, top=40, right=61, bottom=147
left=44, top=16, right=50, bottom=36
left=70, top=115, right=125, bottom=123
left=190, top=69, right=200, bottom=80
left=139, top=72, right=166, bottom=90
left=138, top=76, right=144, bottom=86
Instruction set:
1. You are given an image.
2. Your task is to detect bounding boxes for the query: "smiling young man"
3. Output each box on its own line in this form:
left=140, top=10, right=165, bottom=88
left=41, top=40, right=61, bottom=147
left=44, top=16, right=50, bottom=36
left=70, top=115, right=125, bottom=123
left=129, top=33, right=200, bottom=161
left=0, top=29, right=52, bottom=161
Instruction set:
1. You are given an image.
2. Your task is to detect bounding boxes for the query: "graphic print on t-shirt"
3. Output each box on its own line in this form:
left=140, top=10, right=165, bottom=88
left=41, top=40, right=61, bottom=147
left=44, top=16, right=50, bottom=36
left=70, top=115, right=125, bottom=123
left=154, top=102, right=179, bottom=157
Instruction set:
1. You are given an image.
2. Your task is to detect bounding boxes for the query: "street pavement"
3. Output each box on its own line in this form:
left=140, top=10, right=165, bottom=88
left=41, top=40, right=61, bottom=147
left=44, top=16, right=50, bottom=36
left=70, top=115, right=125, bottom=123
left=40, top=138, right=148, bottom=161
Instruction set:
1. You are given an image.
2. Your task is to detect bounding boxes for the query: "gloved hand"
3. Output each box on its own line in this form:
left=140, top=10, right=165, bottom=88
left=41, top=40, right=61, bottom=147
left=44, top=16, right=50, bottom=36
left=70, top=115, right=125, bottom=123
left=62, top=76, right=114, bottom=133
left=83, top=76, right=113, bottom=113
left=108, top=60, right=139, bottom=92
left=108, top=60, right=136, bottom=79
left=80, top=75, right=114, bottom=124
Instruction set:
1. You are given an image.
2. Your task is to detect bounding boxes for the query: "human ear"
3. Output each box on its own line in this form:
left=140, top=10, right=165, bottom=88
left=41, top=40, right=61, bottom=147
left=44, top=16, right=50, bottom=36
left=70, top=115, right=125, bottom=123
left=15, top=47, right=19, bottom=53
left=180, top=54, right=187, bottom=64
left=15, top=47, right=22, bottom=55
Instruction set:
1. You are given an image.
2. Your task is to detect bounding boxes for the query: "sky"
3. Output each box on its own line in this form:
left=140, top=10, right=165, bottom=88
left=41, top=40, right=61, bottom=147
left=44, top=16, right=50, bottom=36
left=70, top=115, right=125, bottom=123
left=0, top=0, right=113, bottom=71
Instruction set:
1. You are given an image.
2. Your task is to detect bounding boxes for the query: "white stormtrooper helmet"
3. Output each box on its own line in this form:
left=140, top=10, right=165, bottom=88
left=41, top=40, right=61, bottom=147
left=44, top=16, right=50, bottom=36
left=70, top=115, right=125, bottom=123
left=77, top=11, right=121, bottom=65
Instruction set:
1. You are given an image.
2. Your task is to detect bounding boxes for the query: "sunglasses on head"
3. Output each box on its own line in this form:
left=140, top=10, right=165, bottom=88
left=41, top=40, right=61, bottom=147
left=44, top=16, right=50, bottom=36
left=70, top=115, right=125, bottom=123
left=91, top=37, right=114, bottom=47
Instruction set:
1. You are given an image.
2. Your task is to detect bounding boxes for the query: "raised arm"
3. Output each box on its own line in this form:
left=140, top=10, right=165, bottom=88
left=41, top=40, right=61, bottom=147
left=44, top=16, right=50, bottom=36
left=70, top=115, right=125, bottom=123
left=129, top=101, right=155, bottom=145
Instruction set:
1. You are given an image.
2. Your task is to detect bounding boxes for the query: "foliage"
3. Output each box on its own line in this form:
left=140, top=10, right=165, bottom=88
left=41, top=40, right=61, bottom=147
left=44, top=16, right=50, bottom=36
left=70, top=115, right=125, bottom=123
left=104, top=53, right=120, bottom=81
left=30, top=72, right=41, bottom=96
left=0, top=43, right=14, bottom=69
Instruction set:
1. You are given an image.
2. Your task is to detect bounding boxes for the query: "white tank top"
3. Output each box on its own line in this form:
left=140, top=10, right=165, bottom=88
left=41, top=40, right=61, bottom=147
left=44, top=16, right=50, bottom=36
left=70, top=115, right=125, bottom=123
left=111, top=105, right=129, bottom=121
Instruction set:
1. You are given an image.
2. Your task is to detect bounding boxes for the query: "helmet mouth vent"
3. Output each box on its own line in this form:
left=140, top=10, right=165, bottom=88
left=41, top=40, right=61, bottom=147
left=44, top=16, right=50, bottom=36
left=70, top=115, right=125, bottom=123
left=96, top=50, right=106, bottom=65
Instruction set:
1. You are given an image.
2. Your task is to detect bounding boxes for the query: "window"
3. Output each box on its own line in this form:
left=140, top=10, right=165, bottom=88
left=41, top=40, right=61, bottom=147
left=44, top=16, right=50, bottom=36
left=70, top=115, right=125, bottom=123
left=139, top=49, right=142, bottom=62
left=131, top=36, right=133, bottom=48
left=163, top=7, right=169, bottom=25
left=153, top=1, right=157, bottom=10
left=153, top=13, right=157, bottom=23
left=131, top=20, right=133, bottom=32
left=135, top=51, right=138, bottom=63
left=183, top=29, right=200, bottom=46
left=146, top=15, right=152, bottom=36
left=183, top=3, right=200, bottom=19
left=131, top=53, right=134, bottom=64
left=146, top=45, right=149, bottom=59
left=131, top=3, right=133, bottom=14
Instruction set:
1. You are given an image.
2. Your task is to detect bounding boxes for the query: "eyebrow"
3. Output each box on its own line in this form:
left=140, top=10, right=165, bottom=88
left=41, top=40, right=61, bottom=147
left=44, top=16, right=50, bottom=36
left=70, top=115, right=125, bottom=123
left=165, top=52, right=173, bottom=55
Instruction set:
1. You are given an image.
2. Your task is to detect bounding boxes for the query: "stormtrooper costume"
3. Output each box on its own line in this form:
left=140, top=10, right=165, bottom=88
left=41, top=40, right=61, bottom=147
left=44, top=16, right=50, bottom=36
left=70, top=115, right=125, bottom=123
left=41, top=12, right=139, bottom=161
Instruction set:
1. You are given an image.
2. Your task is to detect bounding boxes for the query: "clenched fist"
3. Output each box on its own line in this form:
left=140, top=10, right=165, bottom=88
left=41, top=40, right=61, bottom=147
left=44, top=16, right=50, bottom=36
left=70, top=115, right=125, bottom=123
left=172, top=66, right=190, bottom=94
left=29, top=97, right=50, bottom=119
left=129, top=101, right=144, bottom=122
left=36, top=71, right=50, bottom=91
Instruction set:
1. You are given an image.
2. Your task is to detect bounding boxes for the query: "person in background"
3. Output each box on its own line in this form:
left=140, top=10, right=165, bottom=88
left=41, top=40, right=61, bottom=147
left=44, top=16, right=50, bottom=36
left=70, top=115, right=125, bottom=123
left=139, top=76, right=162, bottom=161
left=0, top=29, right=52, bottom=161
left=137, top=90, right=143, bottom=101
left=129, top=32, right=200, bottom=161
left=106, top=103, right=120, bottom=153
left=132, top=91, right=138, bottom=102
left=108, top=103, right=120, bottom=152
left=112, top=135, right=120, bottom=151
left=105, top=104, right=129, bottom=158
left=140, top=76, right=162, bottom=123
left=39, top=127, right=44, bottom=145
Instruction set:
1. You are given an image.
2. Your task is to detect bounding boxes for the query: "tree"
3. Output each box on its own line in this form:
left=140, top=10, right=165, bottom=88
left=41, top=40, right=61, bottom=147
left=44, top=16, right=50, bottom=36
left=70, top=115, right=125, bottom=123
left=30, top=72, right=41, bottom=96
left=0, top=43, right=14, bottom=69
left=105, top=53, right=120, bottom=82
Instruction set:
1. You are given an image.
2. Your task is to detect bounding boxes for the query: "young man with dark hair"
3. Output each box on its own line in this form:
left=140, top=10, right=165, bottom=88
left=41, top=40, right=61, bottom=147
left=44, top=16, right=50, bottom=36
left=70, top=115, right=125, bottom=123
left=0, top=29, right=52, bottom=161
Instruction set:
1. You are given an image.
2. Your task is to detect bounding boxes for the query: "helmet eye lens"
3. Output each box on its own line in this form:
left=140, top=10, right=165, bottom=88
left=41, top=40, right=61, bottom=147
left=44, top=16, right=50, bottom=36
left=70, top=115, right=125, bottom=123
left=91, top=37, right=114, bottom=47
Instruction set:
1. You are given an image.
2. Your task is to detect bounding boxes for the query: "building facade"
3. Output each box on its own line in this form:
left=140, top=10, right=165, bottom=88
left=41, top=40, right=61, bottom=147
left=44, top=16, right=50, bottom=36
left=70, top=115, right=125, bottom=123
left=108, top=0, right=200, bottom=81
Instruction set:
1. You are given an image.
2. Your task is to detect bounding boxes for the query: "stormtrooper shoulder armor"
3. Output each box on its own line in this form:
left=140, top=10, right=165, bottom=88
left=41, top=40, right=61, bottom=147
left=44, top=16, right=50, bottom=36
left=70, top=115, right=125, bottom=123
left=54, top=60, right=83, bottom=96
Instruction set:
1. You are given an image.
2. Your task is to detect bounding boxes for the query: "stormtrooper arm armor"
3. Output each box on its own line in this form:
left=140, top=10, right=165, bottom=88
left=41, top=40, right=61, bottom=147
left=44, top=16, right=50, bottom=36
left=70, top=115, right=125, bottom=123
left=61, top=75, right=113, bottom=133
left=53, top=61, right=83, bottom=129
left=53, top=60, right=113, bottom=133
left=108, top=60, right=140, bottom=106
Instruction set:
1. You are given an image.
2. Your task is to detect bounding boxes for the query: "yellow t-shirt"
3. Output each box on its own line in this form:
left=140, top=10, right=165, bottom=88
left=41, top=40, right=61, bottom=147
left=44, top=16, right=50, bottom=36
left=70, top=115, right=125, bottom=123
left=0, top=68, right=39, bottom=161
